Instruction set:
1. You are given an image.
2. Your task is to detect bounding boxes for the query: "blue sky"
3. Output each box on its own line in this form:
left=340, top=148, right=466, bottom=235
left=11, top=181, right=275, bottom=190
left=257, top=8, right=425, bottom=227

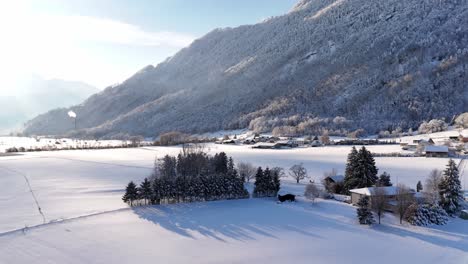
left=0, top=0, right=298, bottom=91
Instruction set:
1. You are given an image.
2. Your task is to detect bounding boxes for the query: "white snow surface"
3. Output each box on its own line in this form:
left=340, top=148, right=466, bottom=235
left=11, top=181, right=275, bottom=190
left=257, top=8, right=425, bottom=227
left=0, top=143, right=467, bottom=263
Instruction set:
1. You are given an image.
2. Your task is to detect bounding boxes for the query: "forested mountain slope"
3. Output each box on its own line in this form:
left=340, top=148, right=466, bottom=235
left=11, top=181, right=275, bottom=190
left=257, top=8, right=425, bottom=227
left=24, top=0, right=468, bottom=138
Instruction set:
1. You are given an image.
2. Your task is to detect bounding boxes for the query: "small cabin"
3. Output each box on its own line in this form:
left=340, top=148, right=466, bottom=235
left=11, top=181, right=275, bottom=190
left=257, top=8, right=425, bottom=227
left=323, top=175, right=345, bottom=185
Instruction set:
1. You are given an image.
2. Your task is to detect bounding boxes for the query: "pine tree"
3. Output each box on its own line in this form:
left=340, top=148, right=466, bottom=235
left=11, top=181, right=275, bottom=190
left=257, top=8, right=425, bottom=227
left=356, top=196, right=375, bottom=225
left=416, top=181, right=423, bottom=192
left=139, top=178, right=152, bottom=205
left=344, top=147, right=378, bottom=193
left=122, top=181, right=138, bottom=206
left=272, top=168, right=281, bottom=196
left=344, top=147, right=359, bottom=192
left=253, top=167, right=264, bottom=198
left=151, top=178, right=161, bottom=204
left=376, top=172, right=392, bottom=187
left=439, top=159, right=463, bottom=216
left=213, top=152, right=228, bottom=174
left=357, top=147, right=378, bottom=187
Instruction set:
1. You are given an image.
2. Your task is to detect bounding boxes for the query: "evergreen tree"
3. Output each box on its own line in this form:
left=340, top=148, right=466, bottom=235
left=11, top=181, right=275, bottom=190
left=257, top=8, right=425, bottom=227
left=344, top=147, right=359, bottom=192
left=439, top=159, right=463, bottom=216
left=356, top=196, right=375, bottom=225
left=357, top=147, right=378, bottom=187
left=139, top=178, right=152, bottom=205
left=344, top=147, right=378, bottom=193
left=272, top=168, right=281, bottom=196
left=416, top=181, right=423, bottom=192
left=122, top=181, right=138, bottom=206
left=213, top=152, right=228, bottom=174
left=253, top=167, right=265, bottom=198
left=376, top=172, right=392, bottom=187
left=151, top=178, right=161, bottom=204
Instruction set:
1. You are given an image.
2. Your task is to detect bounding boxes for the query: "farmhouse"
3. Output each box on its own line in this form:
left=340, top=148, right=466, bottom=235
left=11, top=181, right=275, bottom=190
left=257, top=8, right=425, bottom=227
left=424, top=145, right=449, bottom=158
left=350, top=186, right=415, bottom=212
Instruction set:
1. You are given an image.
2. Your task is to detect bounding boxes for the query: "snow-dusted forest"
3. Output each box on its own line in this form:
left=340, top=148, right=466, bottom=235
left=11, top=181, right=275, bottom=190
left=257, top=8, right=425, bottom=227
left=24, top=0, right=468, bottom=138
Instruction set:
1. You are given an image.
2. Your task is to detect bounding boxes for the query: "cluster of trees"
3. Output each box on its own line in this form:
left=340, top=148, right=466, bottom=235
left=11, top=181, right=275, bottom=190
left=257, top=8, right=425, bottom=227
left=154, top=131, right=215, bottom=146
left=455, top=112, right=468, bottom=128
left=357, top=159, right=464, bottom=226
left=122, top=147, right=248, bottom=206
left=6, top=142, right=140, bottom=153
left=246, top=113, right=357, bottom=138
left=343, top=147, right=379, bottom=193
left=418, top=119, right=448, bottom=134
left=253, top=167, right=281, bottom=198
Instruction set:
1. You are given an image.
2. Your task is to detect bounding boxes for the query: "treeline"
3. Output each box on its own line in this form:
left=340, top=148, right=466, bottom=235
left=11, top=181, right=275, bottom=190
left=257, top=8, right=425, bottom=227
left=123, top=148, right=249, bottom=206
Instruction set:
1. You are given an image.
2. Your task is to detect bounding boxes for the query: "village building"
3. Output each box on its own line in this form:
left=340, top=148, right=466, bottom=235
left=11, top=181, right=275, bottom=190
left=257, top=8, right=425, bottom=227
left=274, top=140, right=298, bottom=148
left=424, top=145, right=449, bottom=158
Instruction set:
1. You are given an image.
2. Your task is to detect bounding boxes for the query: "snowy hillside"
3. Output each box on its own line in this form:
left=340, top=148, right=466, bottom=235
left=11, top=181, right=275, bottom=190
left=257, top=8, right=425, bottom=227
left=24, top=0, right=468, bottom=138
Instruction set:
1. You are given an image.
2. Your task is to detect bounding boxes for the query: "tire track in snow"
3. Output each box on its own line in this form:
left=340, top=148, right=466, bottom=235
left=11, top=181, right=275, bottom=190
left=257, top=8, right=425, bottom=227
left=0, top=207, right=132, bottom=238
left=0, top=166, right=46, bottom=224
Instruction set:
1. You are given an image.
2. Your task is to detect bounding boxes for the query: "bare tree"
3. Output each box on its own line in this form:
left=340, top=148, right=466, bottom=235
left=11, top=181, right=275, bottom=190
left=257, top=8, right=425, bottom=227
left=289, top=163, right=309, bottom=184
left=237, top=162, right=257, bottom=182
left=395, top=184, right=415, bottom=224
left=424, top=169, right=442, bottom=204
left=371, top=187, right=387, bottom=224
left=181, top=142, right=206, bottom=156
left=304, top=183, right=320, bottom=203
left=271, top=167, right=286, bottom=178
left=320, top=134, right=331, bottom=145
left=130, top=135, right=144, bottom=147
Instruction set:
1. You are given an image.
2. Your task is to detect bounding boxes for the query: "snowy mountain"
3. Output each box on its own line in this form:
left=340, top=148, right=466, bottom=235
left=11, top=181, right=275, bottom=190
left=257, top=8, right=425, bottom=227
left=24, top=0, right=468, bottom=138
left=0, top=76, right=98, bottom=134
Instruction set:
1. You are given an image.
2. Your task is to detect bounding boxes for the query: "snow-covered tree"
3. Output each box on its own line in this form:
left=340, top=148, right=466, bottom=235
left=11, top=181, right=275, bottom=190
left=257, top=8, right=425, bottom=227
left=405, top=203, right=448, bottom=226
left=304, top=183, right=320, bottom=203
left=439, top=159, right=463, bottom=216
left=454, top=112, right=468, bottom=128
left=424, top=169, right=442, bottom=204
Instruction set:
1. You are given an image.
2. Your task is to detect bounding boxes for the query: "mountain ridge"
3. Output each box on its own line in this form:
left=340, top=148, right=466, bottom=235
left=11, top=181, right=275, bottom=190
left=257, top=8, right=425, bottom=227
left=24, top=0, right=468, bottom=138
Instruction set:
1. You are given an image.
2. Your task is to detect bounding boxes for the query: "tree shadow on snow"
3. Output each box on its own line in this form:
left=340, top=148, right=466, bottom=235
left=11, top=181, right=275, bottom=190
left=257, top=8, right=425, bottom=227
left=131, top=199, right=357, bottom=242
left=371, top=220, right=468, bottom=252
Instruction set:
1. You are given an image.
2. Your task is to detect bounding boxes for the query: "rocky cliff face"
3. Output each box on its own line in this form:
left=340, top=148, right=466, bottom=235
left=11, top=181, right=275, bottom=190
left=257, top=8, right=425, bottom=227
left=24, top=0, right=468, bottom=138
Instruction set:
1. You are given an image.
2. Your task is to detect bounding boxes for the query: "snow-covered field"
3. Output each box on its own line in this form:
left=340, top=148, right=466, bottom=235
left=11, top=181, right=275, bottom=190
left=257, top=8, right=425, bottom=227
left=0, top=143, right=466, bottom=263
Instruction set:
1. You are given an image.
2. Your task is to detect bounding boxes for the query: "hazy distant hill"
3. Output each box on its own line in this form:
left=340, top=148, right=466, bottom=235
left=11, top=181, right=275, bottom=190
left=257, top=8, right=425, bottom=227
left=24, top=0, right=468, bottom=138
left=0, top=76, right=98, bottom=134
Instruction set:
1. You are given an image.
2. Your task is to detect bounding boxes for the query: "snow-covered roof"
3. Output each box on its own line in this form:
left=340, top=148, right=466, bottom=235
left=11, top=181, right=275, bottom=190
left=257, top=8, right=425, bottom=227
left=326, top=175, right=345, bottom=183
left=349, top=186, right=414, bottom=196
left=424, top=145, right=449, bottom=153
